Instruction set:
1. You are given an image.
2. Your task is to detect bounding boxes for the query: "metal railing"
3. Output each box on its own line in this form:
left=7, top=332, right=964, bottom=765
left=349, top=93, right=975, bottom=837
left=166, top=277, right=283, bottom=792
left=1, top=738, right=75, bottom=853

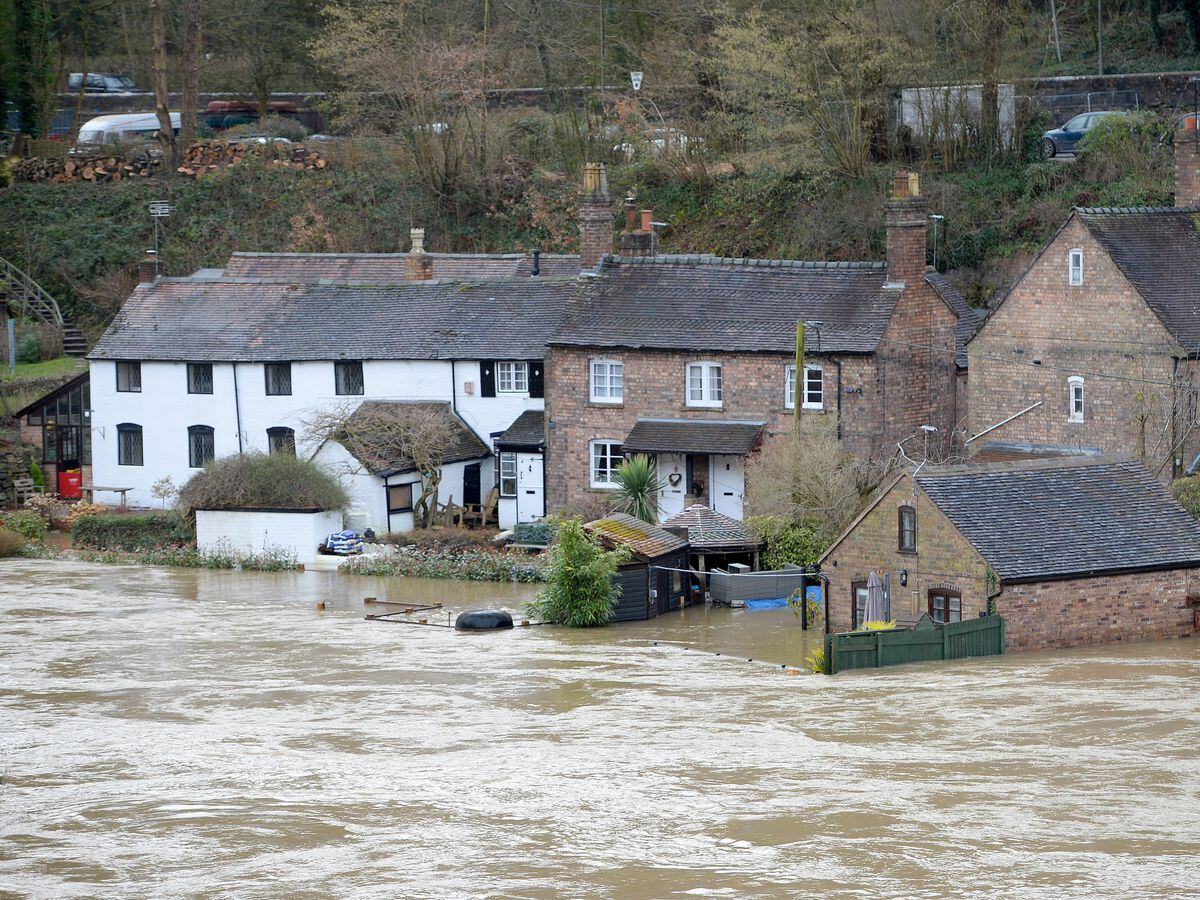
left=0, top=256, right=64, bottom=327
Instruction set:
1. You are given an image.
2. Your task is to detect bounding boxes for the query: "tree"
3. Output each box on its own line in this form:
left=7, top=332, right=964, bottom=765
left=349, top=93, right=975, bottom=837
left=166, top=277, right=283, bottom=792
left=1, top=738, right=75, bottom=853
left=525, top=517, right=629, bottom=627
left=211, top=0, right=320, bottom=118
left=149, top=0, right=177, bottom=170
left=611, top=454, right=665, bottom=524
left=13, top=0, right=57, bottom=137
left=179, top=0, right=203, bottom=151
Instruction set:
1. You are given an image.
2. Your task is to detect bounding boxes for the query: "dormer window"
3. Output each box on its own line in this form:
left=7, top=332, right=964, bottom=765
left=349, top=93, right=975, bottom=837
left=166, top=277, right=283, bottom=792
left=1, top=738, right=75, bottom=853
left=1068, top=376, right=1084, bottom=422
left=1068, top=249, right=1083, bottom=286
left=686, top=362, right=723, bottom=408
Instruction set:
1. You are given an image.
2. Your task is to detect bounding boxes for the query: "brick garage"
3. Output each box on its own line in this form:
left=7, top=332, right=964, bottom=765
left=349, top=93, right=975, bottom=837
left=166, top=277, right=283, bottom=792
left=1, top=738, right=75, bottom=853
left=820, top=456, right=1200, bottom=653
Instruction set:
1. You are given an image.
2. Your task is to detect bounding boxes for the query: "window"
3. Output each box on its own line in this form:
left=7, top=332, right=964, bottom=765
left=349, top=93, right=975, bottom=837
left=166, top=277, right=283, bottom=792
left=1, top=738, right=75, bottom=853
left=787, top=365, right=824, bottom=409
left=590, top=358, right=624, bottom=402
left=499, top=452, right=518, bottom=497
left=387, top=482, right=413, bottom=513
left=335, top=360, right=364, bottom=396
left=117, top=423, right=143, bottom=466
left=264, top=363, right=292, bottom=396
left=116, top=361, right=141, bottom=393
left=898, top=505, right=916, bottom=553
left=187, top=363, right=213, bottom=394
left=686, top=362, right=723, bottom=407
left=497, top=361, right=528, bottom=393
left=929, top=589, right=962, bottom=624
left=852, top=582, right=868, bottom=630
left=188, top=425, right=215, bottom=468
left=590, top=441, right=624, bottom=488
left=1068, top=249, right=1083, bottom=286
left=1068, top=376, right=1085, bottom=423
left=267, top=426, right=295, bottom=456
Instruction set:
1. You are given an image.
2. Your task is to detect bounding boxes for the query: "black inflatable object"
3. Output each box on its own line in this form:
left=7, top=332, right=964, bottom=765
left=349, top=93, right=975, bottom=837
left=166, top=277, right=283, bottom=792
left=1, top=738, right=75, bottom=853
left=455, top=610, right=514, bottom=631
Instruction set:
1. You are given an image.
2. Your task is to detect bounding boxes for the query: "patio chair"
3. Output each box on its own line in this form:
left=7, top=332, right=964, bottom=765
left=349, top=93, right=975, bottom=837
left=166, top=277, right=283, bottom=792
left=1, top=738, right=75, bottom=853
left=462, top=488, right=499, bottom=528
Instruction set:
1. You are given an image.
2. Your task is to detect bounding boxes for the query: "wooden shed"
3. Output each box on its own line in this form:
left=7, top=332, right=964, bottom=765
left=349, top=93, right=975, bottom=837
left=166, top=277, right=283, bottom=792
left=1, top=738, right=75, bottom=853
left=584, top=513, right=691, bottom=622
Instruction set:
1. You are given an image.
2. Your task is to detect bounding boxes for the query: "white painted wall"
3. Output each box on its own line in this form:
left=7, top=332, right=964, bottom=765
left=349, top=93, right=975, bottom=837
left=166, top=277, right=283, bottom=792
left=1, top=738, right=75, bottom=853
left=195, top=508, right=343, bottom=565
left=452, top=360, right=545, bottom=443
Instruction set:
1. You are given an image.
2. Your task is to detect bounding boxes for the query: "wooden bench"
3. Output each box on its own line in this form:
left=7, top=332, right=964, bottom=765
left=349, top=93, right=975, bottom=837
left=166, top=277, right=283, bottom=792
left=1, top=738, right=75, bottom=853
left=82, top=484, right=133, bottom=508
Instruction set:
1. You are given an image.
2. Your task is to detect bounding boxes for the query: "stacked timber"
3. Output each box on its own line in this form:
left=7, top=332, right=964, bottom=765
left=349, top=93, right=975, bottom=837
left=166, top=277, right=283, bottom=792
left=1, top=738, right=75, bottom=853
left=13, top=156, right=155, bottom=183
left=175, top=141, right=330, bottom=177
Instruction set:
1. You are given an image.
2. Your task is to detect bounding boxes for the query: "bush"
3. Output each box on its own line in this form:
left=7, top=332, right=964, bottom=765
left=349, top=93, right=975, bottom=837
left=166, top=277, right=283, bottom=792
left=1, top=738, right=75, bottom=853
left=0, top=528, right=24, bottom=557
left=342, top=547, right=545, bottom=582
left=1172, top=476, right=1200, bottom=520
left=525, top=517, right=629, bottom=626
left=16, top=332, right=40, bottom=364
left=29, top=460, right=44, bottom=489
left=746, top=515, right=828, bottom=569
left=0, top=509, right=48, bottom=541
left=380, top=527, right=498, bottom=551
left=176, top=452, right=348, bottom=518
left=223, top=116, right=311, bottom=142
left=71, top=513, right=194, bottom=551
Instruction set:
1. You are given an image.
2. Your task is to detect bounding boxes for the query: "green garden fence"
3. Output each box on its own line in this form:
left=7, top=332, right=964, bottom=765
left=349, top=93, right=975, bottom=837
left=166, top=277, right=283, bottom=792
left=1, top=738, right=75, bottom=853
left=824, top=614, right=1005, bottom=674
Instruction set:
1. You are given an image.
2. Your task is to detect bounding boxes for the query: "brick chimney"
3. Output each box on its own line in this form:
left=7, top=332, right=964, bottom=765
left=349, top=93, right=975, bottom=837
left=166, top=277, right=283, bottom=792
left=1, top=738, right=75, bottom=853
left=618, top=207, right=660, bottom=258
left=884, top=170, right=928, bottom=288
left=578, top=163, right=612, bottom=271
left=1176, top=128, right=1200, bottom=207
left=138, top=250, right=158, bottom=284
left=405, top=227, right=433, bottom=280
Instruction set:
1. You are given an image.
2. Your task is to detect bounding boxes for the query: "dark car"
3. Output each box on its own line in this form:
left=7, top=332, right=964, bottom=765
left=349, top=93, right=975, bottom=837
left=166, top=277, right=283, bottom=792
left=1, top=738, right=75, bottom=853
left=1043, top=110, right=1122, bottom=158
left=67, top=73, right=138, bottom=93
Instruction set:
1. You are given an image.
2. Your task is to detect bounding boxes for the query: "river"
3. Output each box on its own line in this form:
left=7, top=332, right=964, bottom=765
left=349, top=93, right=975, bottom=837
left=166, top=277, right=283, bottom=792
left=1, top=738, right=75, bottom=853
left=2, top=558, right=1199, bottom=897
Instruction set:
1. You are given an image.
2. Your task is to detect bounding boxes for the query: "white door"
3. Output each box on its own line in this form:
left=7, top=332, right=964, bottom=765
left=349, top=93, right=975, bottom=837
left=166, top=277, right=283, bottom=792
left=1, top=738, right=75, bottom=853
left=517, top=453, right=545, bottom=522
left=657, top=453, right=687, bottom=522
left=710, top=455, right=745, bottom=520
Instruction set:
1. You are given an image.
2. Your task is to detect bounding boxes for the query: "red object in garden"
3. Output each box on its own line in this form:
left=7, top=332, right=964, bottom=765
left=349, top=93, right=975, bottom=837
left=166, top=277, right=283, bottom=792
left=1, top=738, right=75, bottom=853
left=58, top=469, right=82, bottom=499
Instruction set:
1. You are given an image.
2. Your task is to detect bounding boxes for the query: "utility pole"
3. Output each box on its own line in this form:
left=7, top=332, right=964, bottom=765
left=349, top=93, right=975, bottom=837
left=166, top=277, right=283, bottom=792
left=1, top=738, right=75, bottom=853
left=794, top=321, right=805, bottom=432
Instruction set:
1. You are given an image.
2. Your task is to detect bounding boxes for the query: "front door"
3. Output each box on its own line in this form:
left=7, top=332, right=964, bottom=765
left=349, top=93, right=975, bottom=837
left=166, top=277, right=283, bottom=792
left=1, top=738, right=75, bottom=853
left=463, top=463, right=481, bottom=508
left=657, top=453, right=687, bottom=522
left=517, top=453, right=545, bottom=522
left=710, top=455, right=745, bottom=519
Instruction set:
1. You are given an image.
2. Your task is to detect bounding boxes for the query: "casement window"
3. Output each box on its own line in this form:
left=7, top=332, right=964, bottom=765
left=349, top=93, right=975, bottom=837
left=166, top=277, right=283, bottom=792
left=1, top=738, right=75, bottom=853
left=1068, top=249, right=1083, bottom=286
left=898, top=505, right=916, bottom=553
left=852, top=581, right=868, bottom=630
left=116, top=361, right=142, bottom=393
left=590, top=358, right=624, bottom=403
left=187, top=425, right=215, bottom=468
left=497, top=361, right=528, bottom=393
left=929, top=589, right=962, bottom=624
left=387, top=482, right=413, bottom=513
left=499, top=452, right=518, bottom=497
left=786, top=365, right=824, bottom=410
left=264, top=363, right=292, bottom=396
left=1068, top=376, right=1085, bottom=423
left=267, top=426, right=296, bottom=456
left=590, top=440, right=624, bottom=488
left=334, top=360, right=364, bottom=396
left=686, top=361, right=723, bottom=407
left=187, top=362, right=213, bottom=395
left=116, top=423, right=143, bottom=466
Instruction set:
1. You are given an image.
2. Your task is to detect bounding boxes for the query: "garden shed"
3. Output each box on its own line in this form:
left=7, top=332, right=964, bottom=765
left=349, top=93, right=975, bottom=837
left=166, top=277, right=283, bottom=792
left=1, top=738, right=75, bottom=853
left=583, top=512, right=690, bottom=622
left=661, top=504, right=763, bottom=576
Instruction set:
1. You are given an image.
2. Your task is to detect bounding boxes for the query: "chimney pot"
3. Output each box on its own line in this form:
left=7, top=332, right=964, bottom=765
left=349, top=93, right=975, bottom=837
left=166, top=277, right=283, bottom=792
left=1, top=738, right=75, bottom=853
left=640, top=209, right=653, bottom=231
left=138, top=250, right=157, bottom=284
left=409, top=227, right=426, bottom=254
left=624, top=197, right=637, bottom=230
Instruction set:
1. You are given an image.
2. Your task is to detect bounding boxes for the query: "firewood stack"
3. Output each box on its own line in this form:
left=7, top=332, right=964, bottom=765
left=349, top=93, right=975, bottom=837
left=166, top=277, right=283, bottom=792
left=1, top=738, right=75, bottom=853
left=175, top=141, right=330, bottom=178
left=13, top=156, right=156, bottom=183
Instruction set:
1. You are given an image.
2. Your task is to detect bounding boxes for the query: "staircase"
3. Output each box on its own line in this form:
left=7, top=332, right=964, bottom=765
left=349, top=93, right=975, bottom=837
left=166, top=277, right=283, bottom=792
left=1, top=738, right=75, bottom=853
left=0, top=255, right=89, bottom=357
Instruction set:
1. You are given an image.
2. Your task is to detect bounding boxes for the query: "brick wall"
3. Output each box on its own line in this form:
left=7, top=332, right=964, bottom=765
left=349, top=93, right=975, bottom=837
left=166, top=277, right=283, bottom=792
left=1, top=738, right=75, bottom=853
left=967, top=217, right=1188, bottom=479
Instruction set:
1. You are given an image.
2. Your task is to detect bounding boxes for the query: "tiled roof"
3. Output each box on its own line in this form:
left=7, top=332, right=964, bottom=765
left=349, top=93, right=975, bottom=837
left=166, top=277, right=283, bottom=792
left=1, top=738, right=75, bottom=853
left=584, top=512, right=689, bottom=560
left=623, top=418, right=765, bottom=456
left=337, top=401, right=489, bottom=477
left=494, top=409, right=544, bottom=449
left=89, top=277, right=576, bottom=362
left=551, top=255, right=901, bottom=354
left=917, top=457, right=1200, bottom=582
left=224, top=251, right=580, bottom=282
left=926, top=270, right=984, bottom=368
left=1076, top=207, right=1200, bottom=350
left=661, top=504, right=763, bottom=550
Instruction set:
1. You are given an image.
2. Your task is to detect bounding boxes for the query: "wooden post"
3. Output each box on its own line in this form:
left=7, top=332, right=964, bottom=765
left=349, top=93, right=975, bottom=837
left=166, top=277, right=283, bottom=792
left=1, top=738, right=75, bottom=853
left=794, top=321, right=805, bottom=433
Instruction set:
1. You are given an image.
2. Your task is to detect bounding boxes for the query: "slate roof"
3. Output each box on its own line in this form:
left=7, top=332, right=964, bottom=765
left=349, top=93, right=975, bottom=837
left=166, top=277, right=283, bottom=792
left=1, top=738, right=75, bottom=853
left=223, top=251, right=580, bottom=282
left=1076, top=207, right=1200, bottom=351
left=494, top=409, right=544, bottom=449
left=336, top=401, right=489, bottom=477
left=89, top=276, right=576, bottom=362
left=926, top=271, right=984, bottom=368
left=661, top=504, right=764, bottom=551
left=916, top=457, right=1200, bottom=583
left=622, top=418, right=765, bottom=455
left=552, top=255, right=902, bottom=354
left=584, top=512, right=689, bottom=560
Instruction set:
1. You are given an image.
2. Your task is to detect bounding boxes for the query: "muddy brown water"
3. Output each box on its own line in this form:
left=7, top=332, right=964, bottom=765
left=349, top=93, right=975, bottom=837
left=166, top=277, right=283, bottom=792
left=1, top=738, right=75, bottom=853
left=2, top=559, right=1199, bottom=897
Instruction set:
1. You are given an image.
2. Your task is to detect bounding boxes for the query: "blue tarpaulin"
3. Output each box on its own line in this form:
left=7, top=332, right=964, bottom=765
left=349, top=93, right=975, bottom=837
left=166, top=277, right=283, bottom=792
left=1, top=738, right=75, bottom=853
left=743, top=597, right=791, bottom=611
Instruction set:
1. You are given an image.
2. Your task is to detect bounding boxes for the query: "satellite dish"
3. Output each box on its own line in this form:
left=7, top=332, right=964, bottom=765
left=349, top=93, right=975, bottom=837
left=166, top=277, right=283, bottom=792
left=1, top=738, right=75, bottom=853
left=630, top=71, right=644, bottom=92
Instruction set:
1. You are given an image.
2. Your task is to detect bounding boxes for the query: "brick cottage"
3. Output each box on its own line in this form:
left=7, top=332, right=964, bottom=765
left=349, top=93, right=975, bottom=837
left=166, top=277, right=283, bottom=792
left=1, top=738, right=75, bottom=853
left=819, top=456, right=1200, bottom=652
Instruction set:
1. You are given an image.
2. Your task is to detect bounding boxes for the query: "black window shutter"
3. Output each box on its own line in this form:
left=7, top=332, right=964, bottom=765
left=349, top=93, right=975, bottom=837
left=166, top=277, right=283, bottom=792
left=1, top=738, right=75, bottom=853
left=528, top=360, right=544, bottom=398
left=480, top=360, right=496, bottom=397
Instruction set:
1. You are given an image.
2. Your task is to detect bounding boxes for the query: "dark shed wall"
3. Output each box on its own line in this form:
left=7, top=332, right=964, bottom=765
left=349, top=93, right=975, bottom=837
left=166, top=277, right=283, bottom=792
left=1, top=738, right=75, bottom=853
left=611, top=562, right=652, bottom=622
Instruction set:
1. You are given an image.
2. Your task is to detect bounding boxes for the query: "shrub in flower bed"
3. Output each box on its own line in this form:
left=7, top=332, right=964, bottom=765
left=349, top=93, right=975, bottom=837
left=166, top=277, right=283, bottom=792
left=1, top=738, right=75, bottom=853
left=341, top=547, right=545, bottom=582
left=71, top=544, right=300, bottom=571
left=0, top=527, right=24, bottom=557
left=380, top=527, right=500, bottom=551
left=0, top=509, right=48, bottom=541
left=71, top=512, right=194, bottom=552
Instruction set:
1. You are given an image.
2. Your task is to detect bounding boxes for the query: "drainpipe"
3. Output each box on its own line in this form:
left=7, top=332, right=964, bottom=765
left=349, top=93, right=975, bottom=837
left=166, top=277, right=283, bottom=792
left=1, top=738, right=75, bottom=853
left=1171, top=356, right=1180, bottom=480
left=834, top=359, right=843, bottom=441
left=384, top=474, right=392, bottom=534
left=232, top=362, right=244, bottom=454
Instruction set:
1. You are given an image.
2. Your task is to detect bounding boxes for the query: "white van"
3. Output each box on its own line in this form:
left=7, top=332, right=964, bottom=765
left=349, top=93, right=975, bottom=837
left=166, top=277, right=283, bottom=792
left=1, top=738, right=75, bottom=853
left=76, top=112, right=181, bottom=147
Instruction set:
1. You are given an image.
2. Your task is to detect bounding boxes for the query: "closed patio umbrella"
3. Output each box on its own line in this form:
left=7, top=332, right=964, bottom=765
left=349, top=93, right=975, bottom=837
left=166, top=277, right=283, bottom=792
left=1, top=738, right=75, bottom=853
left=863, top=570, right=886, bottom=624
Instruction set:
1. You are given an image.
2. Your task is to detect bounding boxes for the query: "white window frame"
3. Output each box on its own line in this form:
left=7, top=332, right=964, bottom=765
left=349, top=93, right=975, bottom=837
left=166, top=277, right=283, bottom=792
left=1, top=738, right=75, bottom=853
left=496, top=361, right=528, bottom=394
left=590, top=358, right=624, bottom=403
left=686, top=361, right=723, bottom=408
left=499, top=452, right=518, bottom=497
left=785, top=365, right=797, bottom=409
left=803, top=365, right=824, bottom=410
left=590, top=440, right=624, bottom=489
left=1068, top=249, right=1083, bottom=286
left=1068, top=375, right=1085, bottom=423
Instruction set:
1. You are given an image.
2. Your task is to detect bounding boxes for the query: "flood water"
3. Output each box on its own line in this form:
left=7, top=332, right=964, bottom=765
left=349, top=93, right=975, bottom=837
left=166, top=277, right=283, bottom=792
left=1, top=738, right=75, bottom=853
left=2, top=559, right=1199, bottom=897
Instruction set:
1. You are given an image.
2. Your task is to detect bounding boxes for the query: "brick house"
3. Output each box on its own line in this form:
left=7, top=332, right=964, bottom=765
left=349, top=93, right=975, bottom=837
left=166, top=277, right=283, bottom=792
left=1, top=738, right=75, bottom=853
left=544, top=170, right=970, bottom=522
left=967, top=130, right=1200, bottom=480
left=819, top=456, right=1200, bottom=652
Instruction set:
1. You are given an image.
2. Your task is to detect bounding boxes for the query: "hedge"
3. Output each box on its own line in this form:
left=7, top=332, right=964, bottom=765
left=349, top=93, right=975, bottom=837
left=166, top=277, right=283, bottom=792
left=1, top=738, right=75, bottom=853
left=71, top=513, right=194, bottom=552
left=341, top=547, right=546, bottom=582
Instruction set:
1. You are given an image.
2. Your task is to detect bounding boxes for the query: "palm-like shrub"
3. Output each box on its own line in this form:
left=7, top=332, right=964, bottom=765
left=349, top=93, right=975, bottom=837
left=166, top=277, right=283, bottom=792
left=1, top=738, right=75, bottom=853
left=525, top=517, right=629, bottom=627
left=611, top=454, right=665, bottom=524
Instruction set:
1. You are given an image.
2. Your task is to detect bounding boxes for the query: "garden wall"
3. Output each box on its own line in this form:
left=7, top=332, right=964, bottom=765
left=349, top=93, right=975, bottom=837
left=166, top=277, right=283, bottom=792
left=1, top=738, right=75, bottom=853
left=195, top=508, right=342, bottom=566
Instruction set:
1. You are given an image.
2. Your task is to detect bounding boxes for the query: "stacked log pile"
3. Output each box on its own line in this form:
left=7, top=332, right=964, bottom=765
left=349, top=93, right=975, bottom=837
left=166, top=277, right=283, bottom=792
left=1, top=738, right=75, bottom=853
left=175, top=141, right=329, bottom=177
left=13, top=155, right=155, bottom=183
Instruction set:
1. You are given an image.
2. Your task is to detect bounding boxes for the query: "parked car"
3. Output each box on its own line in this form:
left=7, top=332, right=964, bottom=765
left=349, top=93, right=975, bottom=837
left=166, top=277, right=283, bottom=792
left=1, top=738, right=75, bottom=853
left=1043, top=110, right=1123, bottom=158
left=74, top=112, right=180, bottom=152
left=67, top=72, right=139, bottom=93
